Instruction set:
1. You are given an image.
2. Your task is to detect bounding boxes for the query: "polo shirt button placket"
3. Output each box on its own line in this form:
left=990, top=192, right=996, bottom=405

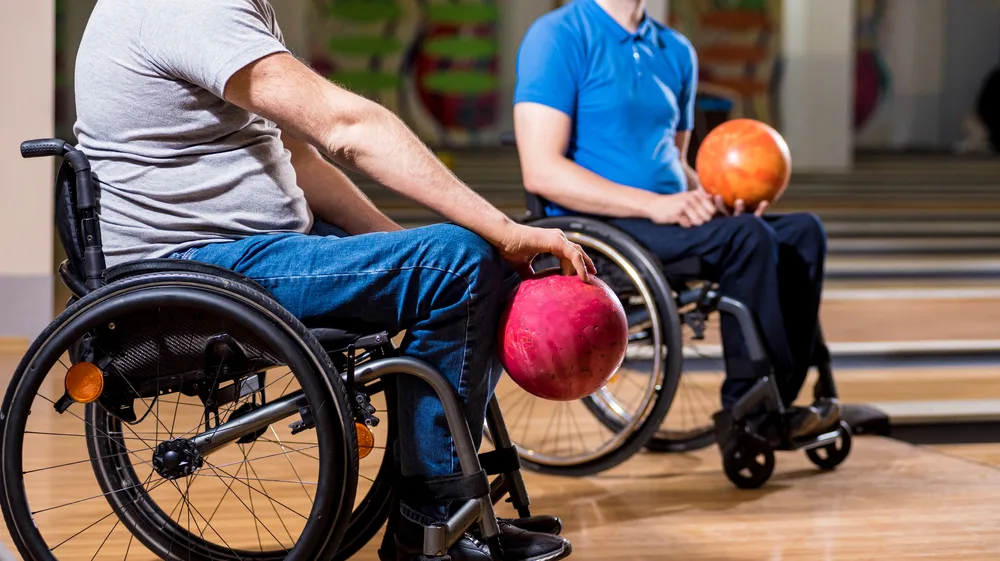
left=632, top=41, right=642, bottom=77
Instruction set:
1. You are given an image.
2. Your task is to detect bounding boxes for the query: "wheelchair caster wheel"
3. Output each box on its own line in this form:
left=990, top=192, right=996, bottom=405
left=806, top=421, right=853, bottom=470
left=722, top=438, right=775, bottom=489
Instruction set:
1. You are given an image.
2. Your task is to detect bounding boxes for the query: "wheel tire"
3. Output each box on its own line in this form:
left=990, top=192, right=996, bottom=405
left=513, top=217, right=683, bottom=476
left=806, top=421, right=853, bottom=471
left=0, top=272, right=359, bottom=561
left=722, top=438, right=775, bottom=490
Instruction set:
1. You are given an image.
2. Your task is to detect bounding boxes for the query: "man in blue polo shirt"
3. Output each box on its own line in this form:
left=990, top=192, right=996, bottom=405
left=514, top=0, right=840, bottom=437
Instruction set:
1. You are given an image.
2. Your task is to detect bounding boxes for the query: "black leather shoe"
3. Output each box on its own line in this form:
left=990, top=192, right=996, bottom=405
left=786, top=405, right=823, bottom=439
left=493, top=519, right=572, bottom=561
left=385, top=517, right=572, bottom=561
left=812, top=398, right=843, bottom=433
left=787, top=399, right=843, bottom=439
left=504, top=515, right=562, bottom=536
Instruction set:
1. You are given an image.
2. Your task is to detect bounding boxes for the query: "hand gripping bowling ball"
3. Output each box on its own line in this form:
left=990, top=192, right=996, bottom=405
left=497, top=272, right=629, bottom=401
left=696, top=118, right=792, bottom=211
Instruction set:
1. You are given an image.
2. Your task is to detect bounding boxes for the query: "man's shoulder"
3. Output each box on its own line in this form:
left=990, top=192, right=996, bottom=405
left=527, top=2, right=588, bottom=42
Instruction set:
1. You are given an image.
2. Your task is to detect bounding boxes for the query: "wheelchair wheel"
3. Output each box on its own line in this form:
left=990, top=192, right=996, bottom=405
left=645, top=296, right=725, bottom=453
left=0, top=272, right=358, bottom=561
left=805, top=421, right=852, bottom=471
left=722, top=438, right=775, bottom=490
left=492, top=217, right=682, bottom=476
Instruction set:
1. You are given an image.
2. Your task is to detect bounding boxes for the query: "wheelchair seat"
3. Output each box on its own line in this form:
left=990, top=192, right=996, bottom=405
left=660, top=256, right=706, bottom=284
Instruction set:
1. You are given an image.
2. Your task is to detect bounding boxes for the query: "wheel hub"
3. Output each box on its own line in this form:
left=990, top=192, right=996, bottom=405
left=152, top=439, right=203, bottom=480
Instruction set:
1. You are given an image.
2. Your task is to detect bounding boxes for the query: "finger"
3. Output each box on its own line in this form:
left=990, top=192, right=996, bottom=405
left=678, top=213, right=692, bottom=228
left=684, top=206, right=707, bottom=227
left=686, top=199, right=712, bottom=225
left=574, top=243, right=597, bottom=275
left=572, top=250, right=590, bottom=282
left=755, top=201, right=770, bottom=217
left=714, top=195, right=730, bottom=216
left=554, top=240, right=590, bottom=282
left=733, top=199, right=746, bottom=217
left=697, top=196, right=716, bottom=221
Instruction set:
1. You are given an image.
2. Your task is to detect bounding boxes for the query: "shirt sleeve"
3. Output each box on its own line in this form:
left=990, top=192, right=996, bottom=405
left=513, top=19, right=583, bottom=117
left=140, top=0, right=290, bottom=99
left=676, top=41, right=699, bottom=132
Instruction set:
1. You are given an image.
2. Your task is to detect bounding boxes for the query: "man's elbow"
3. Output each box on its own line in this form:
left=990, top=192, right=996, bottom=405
left=521, top=167, right=554, bottom=198
left=319, top=96, right=387, bottom=163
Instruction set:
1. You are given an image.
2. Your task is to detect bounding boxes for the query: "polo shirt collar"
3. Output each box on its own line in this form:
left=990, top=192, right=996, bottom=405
left=582, top=0, right=665, bottom=46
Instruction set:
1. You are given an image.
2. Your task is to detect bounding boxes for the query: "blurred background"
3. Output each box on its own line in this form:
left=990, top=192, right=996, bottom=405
left=3, top=0, right=1000, bottom=449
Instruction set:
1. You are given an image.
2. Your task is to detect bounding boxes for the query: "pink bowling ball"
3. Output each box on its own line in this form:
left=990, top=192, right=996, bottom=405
left=497, top=272, right=629, bottom=401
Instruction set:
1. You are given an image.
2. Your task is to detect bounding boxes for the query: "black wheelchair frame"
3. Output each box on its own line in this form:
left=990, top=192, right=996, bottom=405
left=3, top=139, right=533, bottom=560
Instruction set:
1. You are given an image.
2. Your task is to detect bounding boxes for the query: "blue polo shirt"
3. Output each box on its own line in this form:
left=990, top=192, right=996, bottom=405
left=514, top=0, right=698, bottom=216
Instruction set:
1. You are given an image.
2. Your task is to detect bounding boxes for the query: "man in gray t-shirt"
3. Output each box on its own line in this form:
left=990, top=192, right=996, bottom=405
left=75, top=1, right=586, bottom=560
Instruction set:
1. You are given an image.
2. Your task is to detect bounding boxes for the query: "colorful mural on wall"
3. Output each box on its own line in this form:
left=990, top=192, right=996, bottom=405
left=307, top=0, right=500, bottom=147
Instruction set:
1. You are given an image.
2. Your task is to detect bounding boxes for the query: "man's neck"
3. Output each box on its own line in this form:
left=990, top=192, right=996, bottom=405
left=594, top=0, right=646, bottom=33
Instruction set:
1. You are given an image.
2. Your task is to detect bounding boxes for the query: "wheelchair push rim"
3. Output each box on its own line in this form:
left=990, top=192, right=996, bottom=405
left=646, top=307, right=726, bottom=452
left=492, top=231, right=667, bottom=468
left=0, top=276, right=357, bottom=561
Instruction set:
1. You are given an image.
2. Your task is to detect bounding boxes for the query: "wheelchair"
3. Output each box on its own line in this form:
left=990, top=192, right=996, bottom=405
left=2, top=139, right=535, bottom=560
left=495, top=134, right=853, bottom=489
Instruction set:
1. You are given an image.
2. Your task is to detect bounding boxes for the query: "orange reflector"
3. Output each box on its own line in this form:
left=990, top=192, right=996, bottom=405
left=356, top=422, right=375, bottom=460
left=65, top=362, right=104, bottom=404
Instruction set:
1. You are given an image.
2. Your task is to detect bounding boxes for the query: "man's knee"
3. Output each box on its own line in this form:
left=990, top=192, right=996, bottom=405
left=727, top=215, right=779, bottom=259
left=779, top=213, right=828, bottom=257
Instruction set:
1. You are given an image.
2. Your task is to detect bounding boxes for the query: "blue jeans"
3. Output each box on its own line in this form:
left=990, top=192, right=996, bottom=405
left=611, top=214, right=827, bottom=408
left=175, top=222, right=518, bottom=524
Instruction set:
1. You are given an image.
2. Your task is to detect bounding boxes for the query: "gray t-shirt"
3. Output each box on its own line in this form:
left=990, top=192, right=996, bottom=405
left=74, top=0, right=313, bottom=265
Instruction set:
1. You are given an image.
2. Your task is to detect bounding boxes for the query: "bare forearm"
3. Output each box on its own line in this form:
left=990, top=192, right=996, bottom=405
left=293, top=155, right=402, bottom=235
left=322, top=101, right=513, bottom=244
left=523, top=156, right=658, bottom=218
left=225, top=54, right=512, bottom=245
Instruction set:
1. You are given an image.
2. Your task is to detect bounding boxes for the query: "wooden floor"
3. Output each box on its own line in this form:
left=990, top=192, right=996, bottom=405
left=3, top=349, right=1000, bottom=559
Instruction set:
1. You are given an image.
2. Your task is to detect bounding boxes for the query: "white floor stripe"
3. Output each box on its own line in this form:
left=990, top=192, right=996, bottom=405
left=870, top=399, right=1000, bottom=423
left=625, top=339, right=1000, bottom=360
left=824, top=288, right=1000, bottom=301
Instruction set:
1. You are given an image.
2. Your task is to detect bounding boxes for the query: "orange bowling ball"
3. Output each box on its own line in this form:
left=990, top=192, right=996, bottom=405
left=696, top=119, right=792, bottom=210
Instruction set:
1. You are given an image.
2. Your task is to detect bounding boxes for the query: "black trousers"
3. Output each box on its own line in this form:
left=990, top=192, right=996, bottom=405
left=611, top=214, right=827, bottom=409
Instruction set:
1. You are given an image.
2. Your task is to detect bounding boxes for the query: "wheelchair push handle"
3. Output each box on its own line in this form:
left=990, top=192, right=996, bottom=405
left=20, top=138, right=70, bottom=159
left=20, top=137, right=105, bottom=292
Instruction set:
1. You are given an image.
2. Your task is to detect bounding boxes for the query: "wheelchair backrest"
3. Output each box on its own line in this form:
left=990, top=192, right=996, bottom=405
left=21, top=138, right=106, bottom=293
left=55, top=161, right=89, bottom=283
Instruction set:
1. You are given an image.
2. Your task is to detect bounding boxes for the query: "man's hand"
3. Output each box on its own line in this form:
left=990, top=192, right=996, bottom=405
left=646, top=191, right=717, bottom=227
left=712, top=196, right=770, bottom=218
left=498, top=223, right=597, bottom=282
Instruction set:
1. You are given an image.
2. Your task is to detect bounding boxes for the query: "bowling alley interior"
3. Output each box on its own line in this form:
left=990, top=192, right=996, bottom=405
left=3, top=1, right=1000, bottom=560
